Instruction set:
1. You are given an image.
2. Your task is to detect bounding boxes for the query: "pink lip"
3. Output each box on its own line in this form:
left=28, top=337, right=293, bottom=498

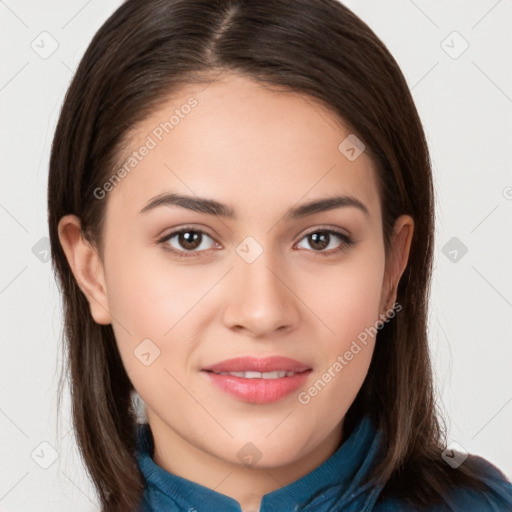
left=202, top=356, right=311, bottom=373
left=202, top=356, right=312, bottom=404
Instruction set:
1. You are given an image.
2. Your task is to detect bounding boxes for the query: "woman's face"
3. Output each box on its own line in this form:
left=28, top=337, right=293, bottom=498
left=60, top=73, right=412, bottom=478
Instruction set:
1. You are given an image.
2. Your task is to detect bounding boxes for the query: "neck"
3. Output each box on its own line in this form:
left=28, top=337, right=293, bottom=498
left=145, top=408, right=345, bottom=512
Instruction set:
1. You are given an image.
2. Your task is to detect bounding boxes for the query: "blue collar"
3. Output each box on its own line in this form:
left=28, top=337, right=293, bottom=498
left=135, top=413, right=385, bottom=512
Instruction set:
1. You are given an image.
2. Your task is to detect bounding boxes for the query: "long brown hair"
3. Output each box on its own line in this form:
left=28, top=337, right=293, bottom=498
left=48, top=0, right=494, bottom=510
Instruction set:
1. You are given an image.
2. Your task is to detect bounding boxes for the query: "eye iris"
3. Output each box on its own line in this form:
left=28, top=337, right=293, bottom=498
left=309, top=232, right=329, bottom=250
left=179, top=231, right=201, bottom=250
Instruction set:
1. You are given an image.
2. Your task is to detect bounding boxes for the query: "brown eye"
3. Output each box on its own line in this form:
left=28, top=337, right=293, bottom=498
left=308, top=232, right=330, bottom=251
left=296, top=229, right=354, bottom=255
left=176, top=230, right=202, bottom=250
left=158, top=228, right=217, bottom=257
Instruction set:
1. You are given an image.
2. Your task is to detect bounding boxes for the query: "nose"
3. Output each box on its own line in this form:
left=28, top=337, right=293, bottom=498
left=221, top=248, right=300, bottom=338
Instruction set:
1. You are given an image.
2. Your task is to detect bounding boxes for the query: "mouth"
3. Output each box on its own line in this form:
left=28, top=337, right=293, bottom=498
left=207, top=370, right=302, bottom=378
left=202, top=356, right=312, bottom=404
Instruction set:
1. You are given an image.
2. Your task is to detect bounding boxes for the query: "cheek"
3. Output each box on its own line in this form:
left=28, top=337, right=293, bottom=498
left=103, top=244, right=224, bottom=381
left=307, top=249, right=386, bottom=340
left=104, top=242, right=205, bottom=334
left=299, top=258, right=384, bottom=419
left=298, top=243, right=384, bottom=407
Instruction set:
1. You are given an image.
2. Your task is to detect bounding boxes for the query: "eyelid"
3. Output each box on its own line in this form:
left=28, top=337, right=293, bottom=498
left=300, top=224, right=352, bottom=239
left=156, top=224, right=216, bottom=241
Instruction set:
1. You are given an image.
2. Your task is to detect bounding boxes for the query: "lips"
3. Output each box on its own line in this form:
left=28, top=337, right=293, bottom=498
left=202, top=356, right=311, bottom=374
left=202, top=356, right=312, bottom=404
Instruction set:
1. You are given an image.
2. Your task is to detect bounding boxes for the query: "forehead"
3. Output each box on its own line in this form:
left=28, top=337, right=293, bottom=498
left=105, top=73, right=380, bottom=223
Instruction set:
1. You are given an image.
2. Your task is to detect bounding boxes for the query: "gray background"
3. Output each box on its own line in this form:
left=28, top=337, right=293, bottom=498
left=1, top=0, right=511, bottom=510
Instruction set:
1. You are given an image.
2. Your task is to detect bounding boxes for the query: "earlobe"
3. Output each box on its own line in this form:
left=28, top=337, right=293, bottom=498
left=380, top=215, right=414, bottom=314
left=57, top=214, right=112, bottom=325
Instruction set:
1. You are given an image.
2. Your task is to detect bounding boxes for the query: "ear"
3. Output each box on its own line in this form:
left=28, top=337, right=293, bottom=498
left=57, top=214, right=112, bottom=325
left=379, top=215, right=414, bottom=314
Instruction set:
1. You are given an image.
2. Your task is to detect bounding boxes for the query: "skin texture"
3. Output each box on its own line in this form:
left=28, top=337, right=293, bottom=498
left=58, top=73, right=414, bottom=512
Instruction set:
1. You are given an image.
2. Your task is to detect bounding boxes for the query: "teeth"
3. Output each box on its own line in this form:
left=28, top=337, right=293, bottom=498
left=216, top=370, right=296, bottom=378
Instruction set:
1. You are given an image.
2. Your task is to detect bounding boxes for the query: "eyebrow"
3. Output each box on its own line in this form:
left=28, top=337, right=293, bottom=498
left=139, top=192, right=370, bottom=220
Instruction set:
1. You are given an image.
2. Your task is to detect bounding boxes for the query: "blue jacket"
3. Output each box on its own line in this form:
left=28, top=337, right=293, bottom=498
left=135, top=414, right=512, bottom=511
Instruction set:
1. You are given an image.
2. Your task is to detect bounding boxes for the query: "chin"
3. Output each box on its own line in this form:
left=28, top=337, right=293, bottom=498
left=219, top=434, right=309, bottom=470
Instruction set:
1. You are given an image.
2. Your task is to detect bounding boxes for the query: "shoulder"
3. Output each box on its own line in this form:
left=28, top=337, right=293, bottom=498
left=455, top=454, right=512, bottom=511
left=374, top=456, right=512, bottom=512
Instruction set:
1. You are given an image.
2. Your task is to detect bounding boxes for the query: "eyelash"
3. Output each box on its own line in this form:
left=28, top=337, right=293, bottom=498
left=156, top=226, right=355, bottom=259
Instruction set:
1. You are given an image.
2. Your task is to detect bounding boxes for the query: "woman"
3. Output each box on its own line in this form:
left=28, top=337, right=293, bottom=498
left=47, top=0, right=512, bottom=510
